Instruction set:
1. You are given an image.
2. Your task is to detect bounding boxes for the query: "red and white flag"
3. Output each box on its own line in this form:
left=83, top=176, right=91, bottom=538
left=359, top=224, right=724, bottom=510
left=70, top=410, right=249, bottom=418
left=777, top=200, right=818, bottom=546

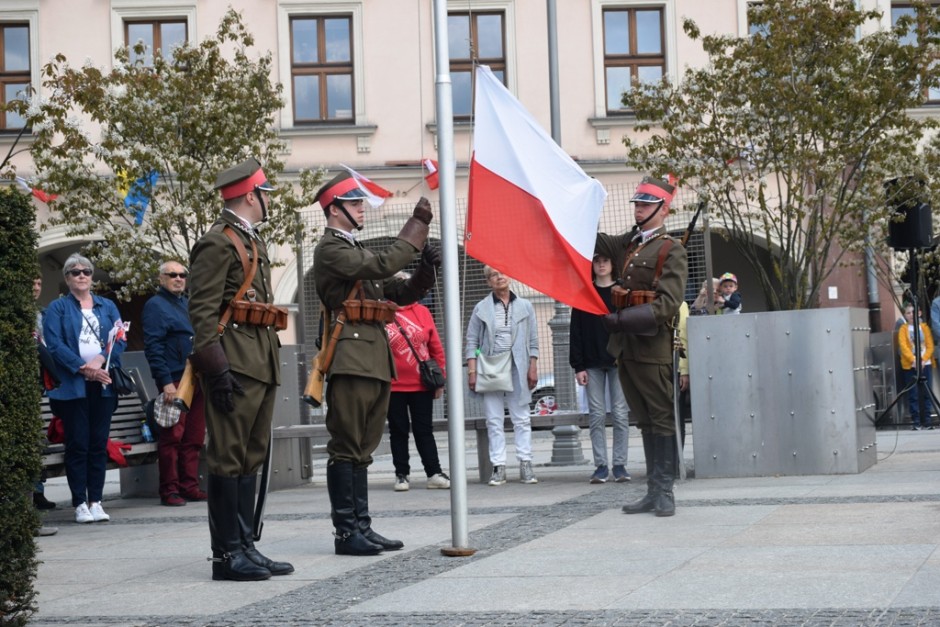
left=467, top=65, right=608, bottom=315
left=422, top=158, right=440, bottom=190
left=15, top=176, right=58, bottom=204
left=339, top=164, right=393, bottom=208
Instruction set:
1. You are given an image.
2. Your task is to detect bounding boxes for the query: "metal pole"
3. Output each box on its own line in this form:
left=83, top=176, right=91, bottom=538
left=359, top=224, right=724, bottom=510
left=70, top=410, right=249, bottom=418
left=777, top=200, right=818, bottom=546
left=432, top=0, right=473, bottom=555
left=545, top=0, right=575, bottom=412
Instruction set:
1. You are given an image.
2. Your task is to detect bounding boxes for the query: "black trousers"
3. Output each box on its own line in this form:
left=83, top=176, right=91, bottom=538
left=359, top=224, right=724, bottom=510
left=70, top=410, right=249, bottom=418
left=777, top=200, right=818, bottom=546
left=386, top=390, right=442, bottom=477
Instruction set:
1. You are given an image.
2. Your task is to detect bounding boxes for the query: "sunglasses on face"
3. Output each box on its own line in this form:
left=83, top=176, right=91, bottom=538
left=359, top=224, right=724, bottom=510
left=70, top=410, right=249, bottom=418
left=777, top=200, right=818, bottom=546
left=162, top=272, right=188, bottom=279
left=68, top=269, right=93, bottom=277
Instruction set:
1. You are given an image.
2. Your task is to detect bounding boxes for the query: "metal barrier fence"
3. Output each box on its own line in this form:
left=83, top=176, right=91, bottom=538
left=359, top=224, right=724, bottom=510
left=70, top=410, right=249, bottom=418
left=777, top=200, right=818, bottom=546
left=296, top=183, right=710, bottom=418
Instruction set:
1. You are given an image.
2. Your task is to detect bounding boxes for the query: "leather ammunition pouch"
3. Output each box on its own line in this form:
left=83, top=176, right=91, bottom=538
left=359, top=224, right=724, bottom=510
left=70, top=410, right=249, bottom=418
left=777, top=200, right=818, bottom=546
left=612, top=236, right=674, bottom=311
left=338, top=299, right=399, bottom=325
left=230, top=300, right=289, bottom=330
left=611, top=287, right=656, bottom=310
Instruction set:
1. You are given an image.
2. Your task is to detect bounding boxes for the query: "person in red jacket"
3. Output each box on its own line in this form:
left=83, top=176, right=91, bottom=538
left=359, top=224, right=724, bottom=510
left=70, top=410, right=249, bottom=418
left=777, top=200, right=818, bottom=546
left=385, top=298, right=449, bottom=491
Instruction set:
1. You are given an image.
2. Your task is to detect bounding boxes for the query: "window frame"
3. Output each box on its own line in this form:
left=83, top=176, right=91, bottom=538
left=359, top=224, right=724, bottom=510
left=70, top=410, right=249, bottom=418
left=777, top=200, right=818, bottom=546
left=288, top=14, right=355, bottom=125
left=447, top=9, right=508, bottom=120
left=277, top=2, right=366, bottom=130
left=123, top=18, right=189, bottom=66
left=0, top=1, right=38, bottom=133
left=600, top=6, right=665, bottom=116
left=110, top=2, right=195, bottom=57
left=890, top=2, right=940, bottom=104
left=590, top=0, right=676, bottom=119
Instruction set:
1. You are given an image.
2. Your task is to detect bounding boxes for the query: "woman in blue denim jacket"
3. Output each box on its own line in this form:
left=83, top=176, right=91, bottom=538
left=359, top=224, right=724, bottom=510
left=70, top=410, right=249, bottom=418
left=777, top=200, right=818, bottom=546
left=43, top=253, right=126, bottom=524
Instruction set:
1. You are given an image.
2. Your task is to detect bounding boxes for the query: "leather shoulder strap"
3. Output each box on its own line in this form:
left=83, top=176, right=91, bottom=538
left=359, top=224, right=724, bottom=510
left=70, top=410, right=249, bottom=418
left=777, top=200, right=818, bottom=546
left=217, top=226, right=259, bottom=335
left=652, top=238, right=674, bottom=290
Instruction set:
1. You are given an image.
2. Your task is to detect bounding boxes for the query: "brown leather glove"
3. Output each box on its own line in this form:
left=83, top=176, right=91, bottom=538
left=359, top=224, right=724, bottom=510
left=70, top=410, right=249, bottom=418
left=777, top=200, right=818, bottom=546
left=412, top=196, right=433, bottom=225
left=189, top=343, right=244, bottom=413
left=601, top=303, right=658, bottom=336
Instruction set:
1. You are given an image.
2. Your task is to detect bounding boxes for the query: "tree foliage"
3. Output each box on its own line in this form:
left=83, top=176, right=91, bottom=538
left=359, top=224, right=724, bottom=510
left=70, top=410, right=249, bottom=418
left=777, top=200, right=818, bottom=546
left=622, top=0, right=940, bottom=310
left=16, top=8, right=321, bottom=299
left=0, top=188, right=41, bottom=626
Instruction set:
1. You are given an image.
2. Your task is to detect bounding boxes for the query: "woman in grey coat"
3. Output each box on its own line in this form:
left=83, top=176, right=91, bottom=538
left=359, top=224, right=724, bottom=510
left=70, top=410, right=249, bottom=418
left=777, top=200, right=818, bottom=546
left=465, top=266, right=539, bottom=486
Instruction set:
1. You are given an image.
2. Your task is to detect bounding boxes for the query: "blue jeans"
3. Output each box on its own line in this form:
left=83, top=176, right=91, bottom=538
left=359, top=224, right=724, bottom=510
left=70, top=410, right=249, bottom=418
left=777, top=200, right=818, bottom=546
left=585, top=367, right=630, bottom=466
left=902, top=365, right=933, bottom=427
left=50, top=383, right=117, bottom=506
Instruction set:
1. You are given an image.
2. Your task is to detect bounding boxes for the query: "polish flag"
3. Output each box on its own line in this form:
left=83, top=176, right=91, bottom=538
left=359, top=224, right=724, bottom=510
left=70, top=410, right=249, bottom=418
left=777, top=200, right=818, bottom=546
left=467, top=65, right=608, bottom=315
left=422, top=158, right=440, bottom=190
left=15, top=176, right=58, bottom=204
left=339, top=164, right=393, bottom=208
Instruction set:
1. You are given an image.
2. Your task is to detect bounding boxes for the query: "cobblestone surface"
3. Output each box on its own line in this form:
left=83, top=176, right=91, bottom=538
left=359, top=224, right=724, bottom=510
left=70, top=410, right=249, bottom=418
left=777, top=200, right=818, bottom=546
left=32, top=488, right=940, bottom=627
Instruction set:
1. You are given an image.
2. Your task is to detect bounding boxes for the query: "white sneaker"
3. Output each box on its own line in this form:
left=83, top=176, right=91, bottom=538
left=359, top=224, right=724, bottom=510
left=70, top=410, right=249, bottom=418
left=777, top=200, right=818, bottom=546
left=75, top=502, right=93, bottom=524
left=394, top=474, right=410, bottom=492
left=426, top=473, right=450, bottom=489
left=88, top=502, right=110, bottom=522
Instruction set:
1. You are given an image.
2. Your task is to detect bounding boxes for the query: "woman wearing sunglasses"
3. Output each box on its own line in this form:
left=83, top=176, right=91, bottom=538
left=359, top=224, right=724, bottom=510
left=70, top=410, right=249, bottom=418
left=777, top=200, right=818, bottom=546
left=43, top=253, right=126, bottom=524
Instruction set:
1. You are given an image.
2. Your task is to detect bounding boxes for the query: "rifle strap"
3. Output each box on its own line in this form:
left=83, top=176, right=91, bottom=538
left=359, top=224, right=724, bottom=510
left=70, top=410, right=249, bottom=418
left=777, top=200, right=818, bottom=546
left=317, top=281, right=363, bottom=375
left=217, top=226, right=259, bottom=336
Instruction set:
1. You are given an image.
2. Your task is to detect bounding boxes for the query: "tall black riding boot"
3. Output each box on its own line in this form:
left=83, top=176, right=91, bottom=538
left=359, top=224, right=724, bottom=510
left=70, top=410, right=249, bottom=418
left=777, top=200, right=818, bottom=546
left=653, top=435, right=676, bottom=517
left=327, top=462, right=383, bottom=556
left=207, top=474, right=271, bottom=581
left=622, top=432, right=657, bottom=514
left=236, top=474, right=294, bottom=575
left=353, top=465, right=403, bottom=551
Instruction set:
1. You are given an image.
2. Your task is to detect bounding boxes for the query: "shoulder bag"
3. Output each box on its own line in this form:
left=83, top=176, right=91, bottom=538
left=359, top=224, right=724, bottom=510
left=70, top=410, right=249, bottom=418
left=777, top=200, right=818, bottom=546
left=474, top=324, right=515, bottom=394
left=108, top=365, right=137, bottom=396
left=394, top=317, right=445, bottom=390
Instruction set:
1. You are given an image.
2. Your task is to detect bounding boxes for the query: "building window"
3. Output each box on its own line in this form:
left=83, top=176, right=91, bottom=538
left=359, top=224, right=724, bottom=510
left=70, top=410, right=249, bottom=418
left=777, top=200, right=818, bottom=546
left=892, top=3, right=940, bottom=103
left=448, top=10, right=506, bottom=118
left=602, top=7, right=664, bottom=114
left=0, top=22, right=29, bottom=130
left=289, top=15, right=354, bottom=124
left=124, top=19, right=187, bottom=66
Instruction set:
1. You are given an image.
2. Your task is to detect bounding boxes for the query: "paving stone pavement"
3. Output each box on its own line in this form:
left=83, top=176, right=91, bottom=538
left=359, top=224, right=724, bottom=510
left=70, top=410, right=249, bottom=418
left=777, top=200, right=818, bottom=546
left=29, top=428, right=940, bottom=627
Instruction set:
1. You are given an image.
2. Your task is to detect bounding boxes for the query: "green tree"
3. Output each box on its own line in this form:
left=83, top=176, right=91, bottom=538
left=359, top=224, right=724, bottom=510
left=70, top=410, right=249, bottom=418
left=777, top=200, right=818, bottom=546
left=17, top=8, right=320, bottom=299
left=0, top=188, right=41, bottom=626
left=621, top=0, right=940, bottom=310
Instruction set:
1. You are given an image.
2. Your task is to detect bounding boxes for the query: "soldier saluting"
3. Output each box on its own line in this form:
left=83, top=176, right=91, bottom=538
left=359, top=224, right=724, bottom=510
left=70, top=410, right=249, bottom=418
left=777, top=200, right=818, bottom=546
left=313, top=172, right=440, bottom=556
left=188, top=158, right=294, bottom=581
left=595, top=176, right=687, bottom=517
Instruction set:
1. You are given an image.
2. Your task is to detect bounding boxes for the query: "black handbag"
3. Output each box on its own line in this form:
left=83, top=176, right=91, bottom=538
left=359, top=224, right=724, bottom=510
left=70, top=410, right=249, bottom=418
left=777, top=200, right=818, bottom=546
left=394, top=319, right=446, bottom=390
left=108, top=366, right=137, bottom=396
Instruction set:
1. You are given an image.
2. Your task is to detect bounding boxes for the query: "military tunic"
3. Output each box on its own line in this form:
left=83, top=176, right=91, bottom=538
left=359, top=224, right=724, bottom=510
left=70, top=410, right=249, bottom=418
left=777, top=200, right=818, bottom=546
left=314, top=227, right=427, bottom=464
left=595, top=226, right=687, bottom=435
left=189, top=210, right=281, bottom=476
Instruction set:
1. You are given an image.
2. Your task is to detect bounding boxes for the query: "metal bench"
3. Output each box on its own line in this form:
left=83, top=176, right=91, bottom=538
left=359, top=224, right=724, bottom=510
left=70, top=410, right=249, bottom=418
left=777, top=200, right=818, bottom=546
left=40, top=367, right=157, bottom=478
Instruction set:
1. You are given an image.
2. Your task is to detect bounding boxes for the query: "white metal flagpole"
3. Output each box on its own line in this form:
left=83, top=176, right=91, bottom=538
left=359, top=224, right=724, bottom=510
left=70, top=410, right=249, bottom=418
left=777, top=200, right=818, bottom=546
left=431, top=0, right=475, bottom=556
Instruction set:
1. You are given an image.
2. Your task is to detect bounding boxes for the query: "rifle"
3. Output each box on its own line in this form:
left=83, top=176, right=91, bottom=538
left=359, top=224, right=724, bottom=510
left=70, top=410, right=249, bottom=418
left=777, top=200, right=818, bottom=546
left=172, top=360, right=195, bottom=411
left=302, top=281, right=361, bottom=407
left=671, top=200, right=705, bottom=479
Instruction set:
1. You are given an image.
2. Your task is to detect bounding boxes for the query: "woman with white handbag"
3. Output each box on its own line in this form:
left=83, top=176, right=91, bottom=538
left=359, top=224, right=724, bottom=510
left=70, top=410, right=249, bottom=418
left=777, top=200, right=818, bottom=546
left=465, top=266, right=540, bottom=486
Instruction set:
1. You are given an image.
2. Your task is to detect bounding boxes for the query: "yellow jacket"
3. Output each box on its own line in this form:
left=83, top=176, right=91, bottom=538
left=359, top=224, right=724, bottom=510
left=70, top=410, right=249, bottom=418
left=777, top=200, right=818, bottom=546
left=898, top=322, right=934, bottom=370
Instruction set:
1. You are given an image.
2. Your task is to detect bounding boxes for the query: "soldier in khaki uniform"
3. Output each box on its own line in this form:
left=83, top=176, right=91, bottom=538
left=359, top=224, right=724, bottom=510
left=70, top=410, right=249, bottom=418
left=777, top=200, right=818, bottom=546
left=595, top=176, right=687, bottom=517
left=188, top=158, right=293, bottom=581
left=313, top=172, right=439, bottom=556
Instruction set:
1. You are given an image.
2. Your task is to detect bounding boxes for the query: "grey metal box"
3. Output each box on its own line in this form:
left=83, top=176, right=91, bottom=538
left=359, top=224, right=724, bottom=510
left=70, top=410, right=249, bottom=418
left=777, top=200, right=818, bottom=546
left=689, top=307, right=877, bottom=478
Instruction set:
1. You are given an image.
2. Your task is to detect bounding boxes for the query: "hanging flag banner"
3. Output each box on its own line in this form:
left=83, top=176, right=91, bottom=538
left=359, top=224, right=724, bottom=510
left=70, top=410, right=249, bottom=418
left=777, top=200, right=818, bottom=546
left=339, top=164, right=393, bottom=208
left=422, top=158, right=440, bottom=190
left=15, top=176, right=58, bottom=204
left=123, top=170, right=159, bottom=226
left=466, top=65, right=608, bottom=315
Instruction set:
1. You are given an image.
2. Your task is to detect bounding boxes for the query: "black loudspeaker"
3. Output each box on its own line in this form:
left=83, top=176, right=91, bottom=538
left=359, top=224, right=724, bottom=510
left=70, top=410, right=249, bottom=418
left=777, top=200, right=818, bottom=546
left=886, top=177, right=933, bottom=250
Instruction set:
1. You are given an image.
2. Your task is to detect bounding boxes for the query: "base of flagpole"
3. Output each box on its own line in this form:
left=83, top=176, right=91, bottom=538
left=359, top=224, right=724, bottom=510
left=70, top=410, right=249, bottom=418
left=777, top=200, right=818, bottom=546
left=440, top=546, right=477, bottom=557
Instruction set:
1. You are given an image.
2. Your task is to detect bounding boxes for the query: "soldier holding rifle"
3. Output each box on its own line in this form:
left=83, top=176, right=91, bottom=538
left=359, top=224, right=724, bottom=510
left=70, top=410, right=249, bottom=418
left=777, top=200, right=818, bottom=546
left=313, top=172, right=439, bottom=556
left=188, top=158, right=293, bottom=581
left=595, top=176, right=688, bottom=517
